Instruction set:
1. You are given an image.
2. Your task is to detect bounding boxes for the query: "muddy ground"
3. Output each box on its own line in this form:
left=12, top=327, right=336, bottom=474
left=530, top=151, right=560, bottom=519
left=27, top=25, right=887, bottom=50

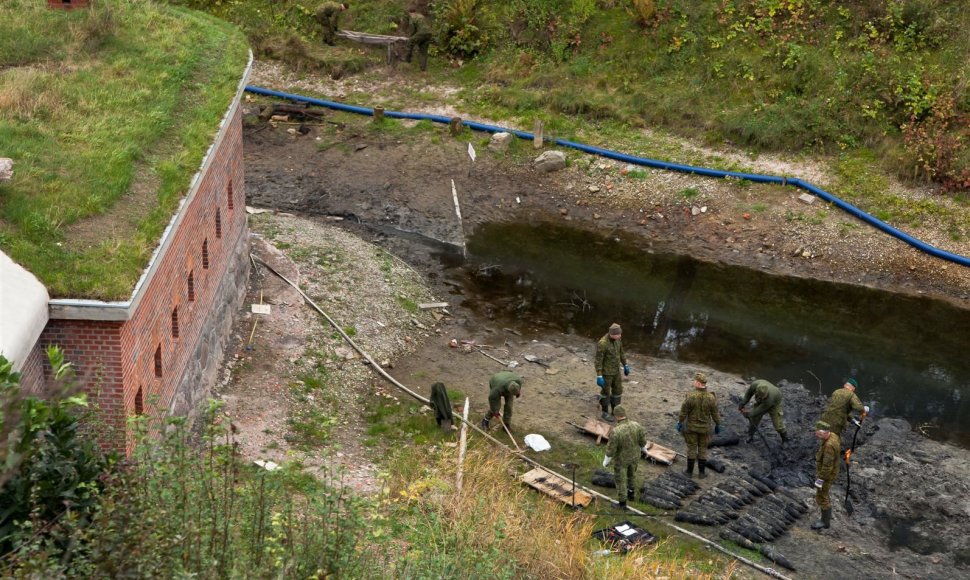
left=235, top=93, right=970, bottom=578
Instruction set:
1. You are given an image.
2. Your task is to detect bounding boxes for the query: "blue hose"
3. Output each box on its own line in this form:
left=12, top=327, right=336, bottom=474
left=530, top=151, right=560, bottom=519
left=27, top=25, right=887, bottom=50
left=244, top=85, right=970, bottom=268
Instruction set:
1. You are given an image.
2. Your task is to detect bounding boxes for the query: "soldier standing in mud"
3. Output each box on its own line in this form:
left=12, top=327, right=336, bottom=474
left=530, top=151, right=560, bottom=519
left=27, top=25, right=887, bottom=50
left=677, top=372, right=722, bottom=479
left=594, top=323, right=629, bottom=423
left=603, top=405, right=646, bottom=509
left=819, top=378, right=868, bottom=435
left=738, top=378, right=788, bottom=444
left=812, top=420, right=841, bottom=530
left=404, top=10, right=433, bottom=71
left=315, top=2, right=347, bottom=46
left=481, top=370, right=522, bottom=431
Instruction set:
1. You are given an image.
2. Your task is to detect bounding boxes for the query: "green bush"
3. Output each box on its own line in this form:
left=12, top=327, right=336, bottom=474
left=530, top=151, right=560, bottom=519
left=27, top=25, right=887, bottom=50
left=0, top=348, right=111, bottom=561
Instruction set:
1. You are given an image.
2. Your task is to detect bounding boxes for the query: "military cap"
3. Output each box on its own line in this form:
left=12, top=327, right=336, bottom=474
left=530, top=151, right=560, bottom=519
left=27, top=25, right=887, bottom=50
left=608, top=323, right=622, bottom=336
left=694, top=372, right=708, bottom=385
left=612, top=405, right=627, bottom=418
left=508, top=381, right=521, bottom=396
left=814, top=420, right=831, bottom=431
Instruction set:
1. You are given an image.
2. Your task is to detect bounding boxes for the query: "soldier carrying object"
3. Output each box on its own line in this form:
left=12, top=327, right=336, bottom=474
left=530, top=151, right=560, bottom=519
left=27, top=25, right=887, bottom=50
left=812, top=420, right=841, bottom=530
left=481, top=371, right=522, bottom=431
left=677, top=372, right=722, bottom=479
left=738, top=378, right=788, bottom=444
left=404, top=11, right=432, bottom=72
left=315, top=2, right=348, bottom=46
left=594, top=322, right=630, bottom=423
left=819, top=377, right=868, bottom=435
left=603, top=405, right=646, bottom=509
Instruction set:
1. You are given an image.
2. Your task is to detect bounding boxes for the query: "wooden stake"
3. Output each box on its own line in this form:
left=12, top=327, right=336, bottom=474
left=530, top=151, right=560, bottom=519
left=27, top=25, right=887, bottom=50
left=533, top=119, right=544, bottom=149
left=499, top=417, right=520, bottom=451
left=374, top=106, right=385, bottom=122
left=450, top=117, right=462, bottom=136
left=456, top=397, right=470, bottom=493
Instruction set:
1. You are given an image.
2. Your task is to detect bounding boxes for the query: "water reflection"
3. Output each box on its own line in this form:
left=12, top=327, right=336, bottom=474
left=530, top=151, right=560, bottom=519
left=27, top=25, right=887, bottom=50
left=457, top=221, right=970, bottom=446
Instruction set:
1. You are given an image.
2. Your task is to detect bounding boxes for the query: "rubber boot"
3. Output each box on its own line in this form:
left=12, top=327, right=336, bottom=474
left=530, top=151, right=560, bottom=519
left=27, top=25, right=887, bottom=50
left=600, top=397, right=614, bottom=423
left=698, top=459, right=708, bottom=479
left=480, top=417, right=490, bottom=431
left=684, top=459, right=695, bottom=478
left=779, top=430, right=789, bottom=444
left=811, top=508, right=831, bottom=530
left=746, top=425, right=757, bottom=443
left=616, top=500, right=627, bottom=509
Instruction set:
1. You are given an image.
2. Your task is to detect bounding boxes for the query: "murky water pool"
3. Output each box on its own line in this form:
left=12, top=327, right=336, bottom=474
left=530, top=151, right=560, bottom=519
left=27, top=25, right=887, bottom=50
left=450, top=221, right=970, bottom=446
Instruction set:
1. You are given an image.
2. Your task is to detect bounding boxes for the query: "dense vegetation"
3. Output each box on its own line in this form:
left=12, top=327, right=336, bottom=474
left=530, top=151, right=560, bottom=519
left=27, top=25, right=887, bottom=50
left=0, top=0, right=249, bottom=299
left=173, top=0, right=970, bottom=195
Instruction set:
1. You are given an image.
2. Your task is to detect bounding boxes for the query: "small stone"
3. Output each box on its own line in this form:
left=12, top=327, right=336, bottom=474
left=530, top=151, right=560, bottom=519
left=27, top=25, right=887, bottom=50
left=589, top=185, right=600, bottom=193
left=700, top=206, right=708, bottom=213
left=638, top=219, right=647, bottom=226
left=593, top=213, right=601, bottom=220
left=798, top=193, right=816, bottom=205
left=691, top=206, right=700, bottom=216
left=488, top=132, right=513, bottom=152
left=560, top=208, right=569, bottom=216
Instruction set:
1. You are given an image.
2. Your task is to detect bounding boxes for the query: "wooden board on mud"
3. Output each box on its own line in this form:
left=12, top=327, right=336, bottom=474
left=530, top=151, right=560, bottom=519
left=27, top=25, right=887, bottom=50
left=521, top=468, right=594, bottom=507
left=567, top=417, right=614, bottom=444
left=642, top=441, right=677, bottom=465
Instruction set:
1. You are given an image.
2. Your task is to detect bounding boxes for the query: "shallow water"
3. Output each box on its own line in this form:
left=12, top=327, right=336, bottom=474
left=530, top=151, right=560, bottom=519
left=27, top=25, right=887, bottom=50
left=453, top=221, right=970, bottom=447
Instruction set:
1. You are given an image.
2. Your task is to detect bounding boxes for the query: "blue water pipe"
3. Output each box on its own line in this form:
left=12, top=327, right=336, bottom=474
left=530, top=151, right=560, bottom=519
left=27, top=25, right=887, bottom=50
left=244, top=85, right=970, bottom=268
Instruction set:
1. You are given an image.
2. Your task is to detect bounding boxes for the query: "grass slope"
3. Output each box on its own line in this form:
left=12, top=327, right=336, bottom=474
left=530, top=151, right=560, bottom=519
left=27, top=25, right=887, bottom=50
left=0, top=0, right=248, bottom=299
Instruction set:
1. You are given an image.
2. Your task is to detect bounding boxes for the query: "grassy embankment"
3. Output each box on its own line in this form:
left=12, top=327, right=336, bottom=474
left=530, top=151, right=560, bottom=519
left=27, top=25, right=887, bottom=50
left=182, top=0, right=970, bottom=240
left=0, top=0, right=249, bottom=299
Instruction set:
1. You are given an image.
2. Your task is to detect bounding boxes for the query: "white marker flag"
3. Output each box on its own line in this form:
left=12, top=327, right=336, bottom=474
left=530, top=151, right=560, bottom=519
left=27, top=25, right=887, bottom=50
left=467, top=142, right=476, bottom=162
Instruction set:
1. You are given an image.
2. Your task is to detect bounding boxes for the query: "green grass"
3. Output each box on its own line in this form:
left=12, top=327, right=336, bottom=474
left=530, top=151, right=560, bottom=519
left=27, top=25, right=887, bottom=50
left=0, top=0, right=249, bottom=299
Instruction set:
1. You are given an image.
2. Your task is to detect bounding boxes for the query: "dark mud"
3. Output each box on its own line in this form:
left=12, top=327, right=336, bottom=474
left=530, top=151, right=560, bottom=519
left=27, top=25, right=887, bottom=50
left=243, top=111, right=970, bottom=578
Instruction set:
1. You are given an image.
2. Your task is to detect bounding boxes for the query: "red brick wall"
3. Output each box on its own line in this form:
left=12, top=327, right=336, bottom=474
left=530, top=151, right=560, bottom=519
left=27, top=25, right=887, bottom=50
left=119, top=105, right=247, bottom=444
left=38, top=103, right=248, bottom=453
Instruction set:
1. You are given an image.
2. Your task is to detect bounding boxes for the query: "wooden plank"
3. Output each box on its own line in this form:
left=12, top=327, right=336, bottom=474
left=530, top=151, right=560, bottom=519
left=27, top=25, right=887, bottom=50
left=521, top=468, right=593, bottom=507
left=418, top=302, right=449, bottom=309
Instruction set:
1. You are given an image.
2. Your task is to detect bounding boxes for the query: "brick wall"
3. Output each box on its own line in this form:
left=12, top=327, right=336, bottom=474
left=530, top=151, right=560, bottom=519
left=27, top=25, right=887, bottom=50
left=36, top=100, right=250, bottom=453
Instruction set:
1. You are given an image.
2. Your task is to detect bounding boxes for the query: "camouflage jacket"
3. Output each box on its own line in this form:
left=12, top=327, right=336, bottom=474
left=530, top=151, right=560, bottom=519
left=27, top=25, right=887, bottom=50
left=489, top=371, right=522, bottom=400
left=679, top=389, right=721, bottom=434
left=409, top=12, right=430, bottom=37
left=820, top=388, right=864, bottom=434
left=606, top=419, right=646, bottom=465
left=740, top=379, right=782, bottom=412
left=594, top=335, right=626, bottom=376
left=316, top=2, right=342, bottom=19
left=816, top=433, right=842, bottom=482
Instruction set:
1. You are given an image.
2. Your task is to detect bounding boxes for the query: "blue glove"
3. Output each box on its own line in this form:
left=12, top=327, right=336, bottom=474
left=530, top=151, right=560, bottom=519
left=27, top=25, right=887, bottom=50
left=676, top=422, right=683, bottom=433
left=596, top=376, right=604, bottom=387
left=715, top=424, right=723, bottom=435
left=623, top=364, right=630, bottom=376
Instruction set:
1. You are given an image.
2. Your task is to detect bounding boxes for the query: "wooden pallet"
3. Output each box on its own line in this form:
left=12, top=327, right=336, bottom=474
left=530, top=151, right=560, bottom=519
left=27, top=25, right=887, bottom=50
left=642, top=441, right=678, bottom=465
left=521, top=468, right=593, bottom=507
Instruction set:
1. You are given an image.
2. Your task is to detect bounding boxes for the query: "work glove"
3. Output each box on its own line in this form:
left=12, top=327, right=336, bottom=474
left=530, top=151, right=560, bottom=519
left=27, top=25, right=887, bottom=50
left=623, top=364, right=630, bottom=376
left=814, top=478, right=824, bottom=489
left=714, top=424, right=723, bottom=435
left=676, top=422, right=683, bottom=433
left=851, top=418, right=862, bottom=428
left=863, top=405, right=870, bottom=414
left=603, top=455, right=612, bottom=468
left=596, top=376, right=605, bottom=387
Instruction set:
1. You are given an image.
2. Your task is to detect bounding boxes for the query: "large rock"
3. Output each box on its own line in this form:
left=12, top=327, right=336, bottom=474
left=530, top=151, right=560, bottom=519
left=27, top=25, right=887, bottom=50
left=533, top=150, right=567, bottom=173
left=488, top=132, right=513, bottom=152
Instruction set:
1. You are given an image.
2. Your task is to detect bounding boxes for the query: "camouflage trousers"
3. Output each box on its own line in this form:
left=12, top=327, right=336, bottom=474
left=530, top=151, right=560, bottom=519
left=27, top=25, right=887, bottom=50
left=815, top=479, right=834, bottom=510
left=488, top=394, right=513, bottom=427
left=599, top=374, right=623, bottom=412
left=749, top=403, right=786, bottom=434
left=683, top=431, right=711, bottom=460
left=614, top=461, right=639, bottom=503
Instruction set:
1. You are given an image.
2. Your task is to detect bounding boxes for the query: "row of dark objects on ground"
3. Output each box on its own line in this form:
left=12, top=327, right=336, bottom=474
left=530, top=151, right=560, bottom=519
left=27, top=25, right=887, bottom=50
left=592, top=469, right=803, bottom=571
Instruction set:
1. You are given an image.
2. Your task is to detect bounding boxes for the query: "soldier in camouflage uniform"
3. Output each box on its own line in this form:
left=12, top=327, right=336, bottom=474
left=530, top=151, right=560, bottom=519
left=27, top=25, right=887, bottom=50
left=594, top=323, right=630, bottom=423
left=404, top=11, right=432, bottom=71
left=738, top=379, right=788, bottom=444
left=812, top=420, right=841, bottom=530
left=315, top=2, right=347, bottom=46
left=677, top=372, right=722, bottom=479
left=819, top=378, right=868, bottom=435
left=481, top=371, right=522, bottom=431
left=603, top=405, right=646, bottom=508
